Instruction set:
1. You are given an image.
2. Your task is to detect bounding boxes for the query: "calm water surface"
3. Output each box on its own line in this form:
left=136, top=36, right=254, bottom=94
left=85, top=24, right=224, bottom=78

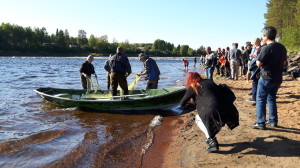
left=0, top=56, right=203, bottom=168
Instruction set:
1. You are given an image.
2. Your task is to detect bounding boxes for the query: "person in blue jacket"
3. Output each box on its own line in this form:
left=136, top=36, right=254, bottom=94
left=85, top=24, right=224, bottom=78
left=137, top=53, right=161, bottom=89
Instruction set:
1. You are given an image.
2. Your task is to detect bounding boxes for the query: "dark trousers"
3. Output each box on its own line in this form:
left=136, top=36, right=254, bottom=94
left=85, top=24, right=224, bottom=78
left=252, top=78, right=258, bottom=100
left=110, top=72, right=128, bottom=96
left=146, top=79, right=158, bottom=89
left=106, top=72, right=111, bottom=90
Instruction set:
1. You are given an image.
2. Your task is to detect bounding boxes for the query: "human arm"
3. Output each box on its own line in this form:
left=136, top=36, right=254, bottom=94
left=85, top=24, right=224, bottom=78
left=180, top=87, right=196, bottom=107
left=125, top=57, right=132, bottom=77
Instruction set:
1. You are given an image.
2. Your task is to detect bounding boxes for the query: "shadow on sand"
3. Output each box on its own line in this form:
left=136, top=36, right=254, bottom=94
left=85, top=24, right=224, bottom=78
left=217, top=128, right=300, bottom=157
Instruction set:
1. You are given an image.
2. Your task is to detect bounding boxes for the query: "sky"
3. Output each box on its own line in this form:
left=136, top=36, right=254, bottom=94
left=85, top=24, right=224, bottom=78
left=0, top=0, right=268, bottom=50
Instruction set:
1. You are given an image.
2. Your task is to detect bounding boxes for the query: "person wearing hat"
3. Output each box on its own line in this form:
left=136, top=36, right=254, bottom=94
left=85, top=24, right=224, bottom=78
left=137, top=53, right=161, bottom=89
left=79, top=55, right=97, bottom=90
left=108, top=47, right=132, bottom=96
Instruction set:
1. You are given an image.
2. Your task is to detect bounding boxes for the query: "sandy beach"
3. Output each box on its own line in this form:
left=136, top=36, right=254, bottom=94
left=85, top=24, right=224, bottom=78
left=142, top=75, right=300, bottom=168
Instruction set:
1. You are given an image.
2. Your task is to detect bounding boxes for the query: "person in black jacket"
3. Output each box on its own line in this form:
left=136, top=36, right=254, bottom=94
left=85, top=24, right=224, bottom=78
left=180, top=72, right=239, bottom=152
left=108, top=47, right=132, bottom=96
left=79, top=55, right=96, bottom=90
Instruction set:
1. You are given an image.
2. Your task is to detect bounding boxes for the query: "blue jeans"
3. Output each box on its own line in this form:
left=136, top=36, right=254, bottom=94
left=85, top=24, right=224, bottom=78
left=256, top=78, right=281, bottom=126
left=205, top=67, right=214, bottom=80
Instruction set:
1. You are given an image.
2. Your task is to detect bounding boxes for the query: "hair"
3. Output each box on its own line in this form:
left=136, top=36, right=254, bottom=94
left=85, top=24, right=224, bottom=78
left=186, top=72, right=203, bottom=95
left=116, top=47, right=123, bottom=54
left=262, top=26, right=277, bottom=40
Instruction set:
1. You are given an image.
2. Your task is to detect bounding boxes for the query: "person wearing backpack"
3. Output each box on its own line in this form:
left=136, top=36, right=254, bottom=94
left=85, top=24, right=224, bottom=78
left=229, top=43, right=242, bottom=80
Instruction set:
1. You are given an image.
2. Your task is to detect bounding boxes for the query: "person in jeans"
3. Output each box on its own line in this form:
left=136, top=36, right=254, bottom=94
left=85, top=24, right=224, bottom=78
left=204, top=47, right=215, bottom=80
left=229, top=43, right=242, bottom=80
left=253, top=26, right=287, bottom=130
left=137, top=53, right=161, bottom=89
left=108, top=47, right=132, bottom=96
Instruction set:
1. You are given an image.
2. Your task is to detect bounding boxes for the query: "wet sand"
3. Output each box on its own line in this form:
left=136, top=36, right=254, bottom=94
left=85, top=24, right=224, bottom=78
left=142, top=76, right=300, bottom=168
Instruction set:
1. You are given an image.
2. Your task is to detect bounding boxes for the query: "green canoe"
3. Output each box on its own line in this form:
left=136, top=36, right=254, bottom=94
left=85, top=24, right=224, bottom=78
left=34, top=87, right=186, bottom=111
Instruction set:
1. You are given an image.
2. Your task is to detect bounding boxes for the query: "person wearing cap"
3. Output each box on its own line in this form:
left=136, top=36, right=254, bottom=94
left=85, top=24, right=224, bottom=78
left=108, top=47, right=132, bottom=96
left=79, top=55, right=96, bottom=90
left=137, top=53, right=161, bottom=89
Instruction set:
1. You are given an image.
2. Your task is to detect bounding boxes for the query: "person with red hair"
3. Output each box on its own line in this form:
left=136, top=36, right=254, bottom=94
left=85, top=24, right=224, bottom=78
left=180, top=72, right=239, bottom=152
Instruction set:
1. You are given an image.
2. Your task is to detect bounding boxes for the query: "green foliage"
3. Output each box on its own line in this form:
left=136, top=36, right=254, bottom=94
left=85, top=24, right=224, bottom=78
left=180, top=45, right=189, bottom=56
left=265, top=0, right=300, bottom=48
left=0, top=22, right=202, bottom=56
left=280, top=26, right=300, bottom=49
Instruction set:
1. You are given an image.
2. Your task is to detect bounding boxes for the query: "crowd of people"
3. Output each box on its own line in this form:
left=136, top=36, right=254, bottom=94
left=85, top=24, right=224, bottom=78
left=80, top=26, right=288, bottom=153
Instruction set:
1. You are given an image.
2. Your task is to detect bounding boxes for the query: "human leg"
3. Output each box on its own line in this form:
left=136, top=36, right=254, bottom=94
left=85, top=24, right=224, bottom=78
left=118, top=74, right=129, bottom=95
left=195, top=114, right=219, bottom=152
left=80, top=75, right=87, bottom=89
left=106, top=72, right=110, bottom=90
left=255, top=78, right=268, bottom=126
left=267, top=83, right=280, bottom=125
left=209, top=68, right=214, bottom=80
left=252, top=78, right=258, bottom=101
left=146, top=79, right=158, bottom=89
left=110, top=72, right=119, bottom=96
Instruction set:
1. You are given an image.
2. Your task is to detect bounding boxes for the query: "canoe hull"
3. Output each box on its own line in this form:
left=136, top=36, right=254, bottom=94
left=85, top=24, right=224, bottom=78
left=34, top=87, right=186, bottom=111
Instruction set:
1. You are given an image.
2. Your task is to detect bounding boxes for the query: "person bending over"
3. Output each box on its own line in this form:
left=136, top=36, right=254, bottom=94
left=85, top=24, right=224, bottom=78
left=180, top=72, right=239, bottom=152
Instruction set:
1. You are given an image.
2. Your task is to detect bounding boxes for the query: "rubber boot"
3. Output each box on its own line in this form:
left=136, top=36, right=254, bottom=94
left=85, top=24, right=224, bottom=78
left=123, top=89, right=129, bottom=95
left=205, top=137, right=219, bottom=153
left=112, top=90, right=117, bottom=96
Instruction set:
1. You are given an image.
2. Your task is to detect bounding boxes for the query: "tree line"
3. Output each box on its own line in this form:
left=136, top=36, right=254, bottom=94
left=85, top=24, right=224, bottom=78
left=264, top=0, right=300, bottom=49
left=0, top=23, right=206, bottom=56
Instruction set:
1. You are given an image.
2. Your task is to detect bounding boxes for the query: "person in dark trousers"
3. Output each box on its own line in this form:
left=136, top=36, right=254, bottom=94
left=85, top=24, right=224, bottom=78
left=108, top=47, right=132, bottom=96
left=104, top=54, right=112, bottom=90
left=180, top=72, right=239, bottom=152
left=253, top=26, right=288, bottom=130
left=137, top=53, right=161, bottom=89
left=79, top=55, right=96, bottom=90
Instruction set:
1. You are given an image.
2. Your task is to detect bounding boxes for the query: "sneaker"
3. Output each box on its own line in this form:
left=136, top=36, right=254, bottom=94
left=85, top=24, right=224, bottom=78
left=252, top=123, right=266, bottom=130
left=266, top=121, right=278, bottom=127
left=246, top=98, right=256, bottom=103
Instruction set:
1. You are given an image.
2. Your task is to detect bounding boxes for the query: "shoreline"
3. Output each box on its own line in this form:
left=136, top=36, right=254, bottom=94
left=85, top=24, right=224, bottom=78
left=142, top=76, right=300, bottom=168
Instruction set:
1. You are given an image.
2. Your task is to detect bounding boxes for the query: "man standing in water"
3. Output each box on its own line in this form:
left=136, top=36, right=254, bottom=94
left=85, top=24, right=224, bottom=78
left=253, top=26, right=287, bottom=130
left=108, top=47, right=132, bottom=96
left=137, top=53, right=161, bottom=89
left=79, top=55, right=96, bottom=90
left=104, top=54, right=112, bottom=90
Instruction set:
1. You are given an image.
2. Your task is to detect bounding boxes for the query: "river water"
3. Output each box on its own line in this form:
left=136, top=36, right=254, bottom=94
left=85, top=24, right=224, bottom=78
left=0, top=56, right=204, bottom=168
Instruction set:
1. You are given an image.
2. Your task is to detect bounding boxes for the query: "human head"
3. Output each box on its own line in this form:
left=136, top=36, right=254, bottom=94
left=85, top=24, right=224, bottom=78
left=232, top=43, right=238, bottom=48
left=186, top=72, right=203, bottom=90
left=86, top=55, right=94, bottom=63
left=138, top=53, right=148, bottom=62
left=116, top=47, right=124, bottom=54
left=261, top=26, right=277, bottom=42
left=206, top=47, right=211, bottom=54
left=253, top=38, right=261, bottom=47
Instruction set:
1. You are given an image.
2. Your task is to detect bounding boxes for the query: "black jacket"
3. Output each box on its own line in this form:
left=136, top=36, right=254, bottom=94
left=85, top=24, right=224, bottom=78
left=80, top=61, right=95, bottom=77
left=180, top=79, right=239, bottom=138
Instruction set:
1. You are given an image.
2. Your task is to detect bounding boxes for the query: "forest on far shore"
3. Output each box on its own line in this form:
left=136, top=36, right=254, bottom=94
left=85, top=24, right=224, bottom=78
left=1, top=0, right=299, bottom=57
